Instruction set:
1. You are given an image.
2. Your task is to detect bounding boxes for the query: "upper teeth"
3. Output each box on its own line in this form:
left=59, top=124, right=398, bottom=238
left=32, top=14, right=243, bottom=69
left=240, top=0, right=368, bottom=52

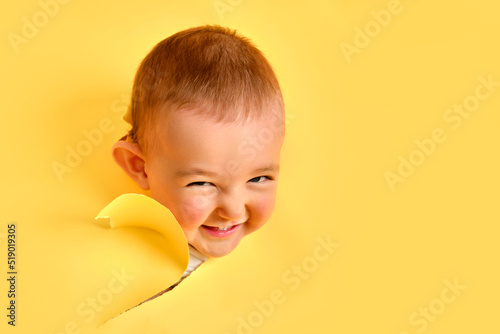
left=217, top=226, right=231, bottom=231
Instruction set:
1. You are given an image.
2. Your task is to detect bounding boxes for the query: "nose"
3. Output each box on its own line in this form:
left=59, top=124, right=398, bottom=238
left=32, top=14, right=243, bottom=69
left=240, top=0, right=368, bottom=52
left=217, top=191, right=247, bottom=222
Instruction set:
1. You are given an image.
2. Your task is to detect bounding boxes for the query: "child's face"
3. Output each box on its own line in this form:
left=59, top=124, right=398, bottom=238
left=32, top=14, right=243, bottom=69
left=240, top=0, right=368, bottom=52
left=143, top=108, right=284, bottom=258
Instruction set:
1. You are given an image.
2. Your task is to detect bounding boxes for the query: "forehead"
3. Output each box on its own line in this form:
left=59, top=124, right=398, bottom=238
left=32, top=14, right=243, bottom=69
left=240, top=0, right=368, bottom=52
left=149, top=108, right=284, bottom=173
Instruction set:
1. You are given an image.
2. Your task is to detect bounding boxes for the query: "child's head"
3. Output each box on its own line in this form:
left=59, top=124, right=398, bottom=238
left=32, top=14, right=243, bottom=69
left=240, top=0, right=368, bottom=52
left=112, top=25, right=285, bottom=258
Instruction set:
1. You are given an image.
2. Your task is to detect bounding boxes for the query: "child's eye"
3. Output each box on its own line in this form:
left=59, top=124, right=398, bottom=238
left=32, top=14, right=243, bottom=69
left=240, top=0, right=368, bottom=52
left=248, top=176, right=271, bottom=183
left=187, top=181, right=214, bottom=187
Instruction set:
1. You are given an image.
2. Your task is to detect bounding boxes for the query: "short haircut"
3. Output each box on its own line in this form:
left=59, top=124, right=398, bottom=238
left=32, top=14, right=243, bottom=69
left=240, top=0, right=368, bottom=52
left=125, top=25, right=284, bottom=152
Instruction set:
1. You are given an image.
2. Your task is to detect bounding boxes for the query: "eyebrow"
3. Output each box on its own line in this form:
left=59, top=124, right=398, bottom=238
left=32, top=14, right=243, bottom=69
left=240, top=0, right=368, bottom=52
left=174, top=164, right=280, bottom=178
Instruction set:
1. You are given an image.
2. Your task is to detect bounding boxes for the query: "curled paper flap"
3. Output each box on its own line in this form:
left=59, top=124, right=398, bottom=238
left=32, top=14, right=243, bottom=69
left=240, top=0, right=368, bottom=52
left=90, top=193, right=190, bottom=326
left=95, top=193, right=189, bottom=273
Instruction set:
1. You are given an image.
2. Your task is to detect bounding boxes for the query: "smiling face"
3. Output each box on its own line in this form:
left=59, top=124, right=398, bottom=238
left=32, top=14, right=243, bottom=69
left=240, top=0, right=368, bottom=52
left=143, top=108, right=285, bottom=258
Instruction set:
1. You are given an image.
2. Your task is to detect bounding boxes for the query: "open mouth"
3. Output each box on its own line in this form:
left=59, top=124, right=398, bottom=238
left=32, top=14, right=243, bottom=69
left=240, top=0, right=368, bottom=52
left=201, top=224, right=241, bottom=237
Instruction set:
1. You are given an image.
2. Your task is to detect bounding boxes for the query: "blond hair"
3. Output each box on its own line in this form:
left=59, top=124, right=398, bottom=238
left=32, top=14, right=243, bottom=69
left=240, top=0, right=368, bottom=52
left=125, top=25, right=284, bottom=152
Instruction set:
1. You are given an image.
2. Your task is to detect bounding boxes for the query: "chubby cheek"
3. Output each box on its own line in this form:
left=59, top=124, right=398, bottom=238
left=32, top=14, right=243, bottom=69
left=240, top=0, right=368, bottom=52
left=176, top=195, right=213, bottom=231
left=249, top=193, right=277, bottom=230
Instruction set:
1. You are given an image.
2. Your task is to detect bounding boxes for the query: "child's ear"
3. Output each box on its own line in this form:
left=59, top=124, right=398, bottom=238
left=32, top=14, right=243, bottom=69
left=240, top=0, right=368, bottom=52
left=111, top=141, right=150, bottom=190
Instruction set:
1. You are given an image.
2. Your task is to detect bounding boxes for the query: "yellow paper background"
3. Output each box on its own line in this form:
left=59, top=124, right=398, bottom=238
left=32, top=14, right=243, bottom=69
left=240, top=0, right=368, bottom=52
left=1, top=0, right=499, bottom=333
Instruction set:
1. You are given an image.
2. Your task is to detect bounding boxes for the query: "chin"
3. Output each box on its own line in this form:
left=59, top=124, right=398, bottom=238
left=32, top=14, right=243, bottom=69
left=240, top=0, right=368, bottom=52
left=198, top=240, right=240, bottom=258
left=205, top=248, right=233, bottom=258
